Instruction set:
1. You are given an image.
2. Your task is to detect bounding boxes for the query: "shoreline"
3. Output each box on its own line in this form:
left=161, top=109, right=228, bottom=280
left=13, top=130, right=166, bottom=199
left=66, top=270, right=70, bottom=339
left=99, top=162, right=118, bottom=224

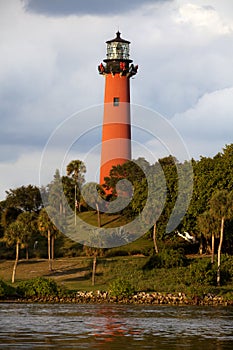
left=1, top=291, right=233, bottom=306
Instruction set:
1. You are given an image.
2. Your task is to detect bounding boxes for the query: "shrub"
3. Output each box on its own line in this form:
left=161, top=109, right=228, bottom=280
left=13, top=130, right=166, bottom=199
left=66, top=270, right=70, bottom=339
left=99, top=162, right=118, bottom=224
left=108, top=278, right=135, bottom=298
left=220, top=254, right=233, bottom=283
left=186, top=256, right=233, bottom=287
left=185, top=259, right=216, bottom=286
left=17, top=277, right=59, bottom=298
left=105, top=249, right=129, bottom=258
left=129, top=249, right=143, bottom=256
left=143, top=254, right=161, bottom=270
left=143, top=248, right=187, bottom=270
left=160, top=248, right=188, bottom=268
left=0, top=279, right=8, bottom=297
left=0, top=279, right=15, bottom=298
left=221, top=254, right=233, bottom=268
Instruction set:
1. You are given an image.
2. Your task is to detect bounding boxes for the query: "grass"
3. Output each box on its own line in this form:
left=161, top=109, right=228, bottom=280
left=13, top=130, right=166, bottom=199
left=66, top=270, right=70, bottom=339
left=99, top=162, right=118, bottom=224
left=0, top=257, right=95, bottom=291
left=0, top=256, right=145, bottom=291
left=1, top=255, right=233, bottom=299
left=1, top=212, right=232, bottom=300
left=77, top=211, right=131, bottom=228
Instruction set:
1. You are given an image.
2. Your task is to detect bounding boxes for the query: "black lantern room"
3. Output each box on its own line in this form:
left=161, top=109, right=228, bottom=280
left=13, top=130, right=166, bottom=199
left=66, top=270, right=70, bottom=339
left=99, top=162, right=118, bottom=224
left=98, top=31, right=138, bottom=77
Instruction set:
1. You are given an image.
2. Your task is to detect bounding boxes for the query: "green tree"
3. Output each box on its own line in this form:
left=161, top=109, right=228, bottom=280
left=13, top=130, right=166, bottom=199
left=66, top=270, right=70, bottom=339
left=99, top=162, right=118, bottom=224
left=81, top=182, right=106, bottom=227
left=197, top=210, right=219, bottom=263
left=46, top=170, right=67, bottom=257
left=185, top=144, right=233, bottom=239
left=0, top=206, right=22, bottom=229
left=83, top=231, right=105, bottom=286
left=131, top=168, right=166, bottom=253
left=104, top=158, right=150, bottom=219
left=4, top=220, right=26, bottom=283
left=190, top=157, right=215, bottom=217
left=66, top=160, right=86, bottom=224
left=4, top=185, right=42, bottom=213
left=0, top=203, right=4, bottom=238
left=209, top=190, right=233, bottom=285
left=212, top=144, right=233, bottom=191
left=155, top=156, right=179, bottom=240
left=38, top=208, right=58, bottom=271
left=16, top=212, right=38, bottom=260
left=48, top=170, right=65, bottom=215
left=104, top=158, right=149, bottom=197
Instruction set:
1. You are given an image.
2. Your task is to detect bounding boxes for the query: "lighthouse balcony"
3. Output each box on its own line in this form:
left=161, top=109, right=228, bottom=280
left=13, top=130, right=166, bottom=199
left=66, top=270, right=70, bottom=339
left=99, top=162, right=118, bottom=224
left=98, top=61, right=138, bottom=77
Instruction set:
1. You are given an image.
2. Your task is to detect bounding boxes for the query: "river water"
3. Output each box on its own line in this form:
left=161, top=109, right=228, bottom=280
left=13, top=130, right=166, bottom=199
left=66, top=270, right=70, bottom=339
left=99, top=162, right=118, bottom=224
left=0, top=303, right=232, bottom=349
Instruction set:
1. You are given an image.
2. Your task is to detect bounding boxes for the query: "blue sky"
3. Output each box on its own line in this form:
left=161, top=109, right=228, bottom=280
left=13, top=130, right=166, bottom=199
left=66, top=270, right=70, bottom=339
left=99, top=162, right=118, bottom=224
left=0, top=0, right=233, bottom=199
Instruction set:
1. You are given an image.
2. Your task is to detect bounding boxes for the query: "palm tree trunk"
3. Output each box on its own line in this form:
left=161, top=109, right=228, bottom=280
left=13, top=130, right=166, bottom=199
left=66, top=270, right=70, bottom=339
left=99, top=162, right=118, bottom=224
left=217, top=217, right=224, bottom=286
left=211, top=232, right=215, bottom=264
left=199, top=234, right=203, bottom=255
left=153, top=223, right=159, bottom=254
left=25, top=244, right=29, bottom=260
left=48, top=229, right=52, bottom=271
left=74, top=184, right=77, bottom=226
left=96, top=203, right=101, bottom=228
left=92, top=254, right=97, bottom=286
left=12, top=241, right=20, bottom=283
left=51, top=235, right=55, bottom=260
left=59, top=200, right=63, bottom=215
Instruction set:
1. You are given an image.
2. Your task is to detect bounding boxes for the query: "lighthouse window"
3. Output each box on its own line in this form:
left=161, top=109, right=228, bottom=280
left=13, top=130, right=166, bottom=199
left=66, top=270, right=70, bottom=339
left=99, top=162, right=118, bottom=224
left=113, top=97, right=119, bottom=106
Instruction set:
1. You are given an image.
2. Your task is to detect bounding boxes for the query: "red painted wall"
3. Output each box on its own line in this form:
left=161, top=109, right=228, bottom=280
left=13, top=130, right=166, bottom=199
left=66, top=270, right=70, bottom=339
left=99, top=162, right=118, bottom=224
left=100, top=74, right=131, bottom=185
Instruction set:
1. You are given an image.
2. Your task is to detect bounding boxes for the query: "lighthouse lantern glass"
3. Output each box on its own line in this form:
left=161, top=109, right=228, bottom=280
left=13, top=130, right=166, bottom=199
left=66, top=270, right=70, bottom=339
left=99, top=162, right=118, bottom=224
left=107, top=42, right=130, bottom=60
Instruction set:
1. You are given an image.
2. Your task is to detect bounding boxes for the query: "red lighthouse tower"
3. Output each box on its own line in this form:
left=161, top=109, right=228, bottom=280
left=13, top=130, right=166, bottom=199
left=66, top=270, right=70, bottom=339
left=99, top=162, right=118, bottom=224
left=98, top=31, right=138, bottom=186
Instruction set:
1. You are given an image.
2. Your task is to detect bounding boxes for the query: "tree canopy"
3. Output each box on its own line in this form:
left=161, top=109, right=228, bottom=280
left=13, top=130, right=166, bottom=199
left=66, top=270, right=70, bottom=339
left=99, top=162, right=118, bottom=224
left=0, top=145, right=233, bottom=261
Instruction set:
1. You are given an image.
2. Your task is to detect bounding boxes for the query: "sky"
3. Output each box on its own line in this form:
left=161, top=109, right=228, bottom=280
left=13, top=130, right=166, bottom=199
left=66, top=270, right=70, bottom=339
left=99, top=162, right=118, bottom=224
left=1, top=0, right=233, bottom=199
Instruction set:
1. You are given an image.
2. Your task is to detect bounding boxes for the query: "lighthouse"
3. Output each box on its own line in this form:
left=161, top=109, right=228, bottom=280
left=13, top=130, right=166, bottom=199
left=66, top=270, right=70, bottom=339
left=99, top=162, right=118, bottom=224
left=98, top=31, right=138, bottom=186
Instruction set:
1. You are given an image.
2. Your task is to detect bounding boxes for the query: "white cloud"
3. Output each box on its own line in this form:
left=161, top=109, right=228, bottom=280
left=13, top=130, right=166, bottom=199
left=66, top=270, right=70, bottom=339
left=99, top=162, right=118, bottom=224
left=171, top=87, right=233, bottom=158
left=1, top=0, right=233, bottom=198
left=0, top=151, right=41, bottom=199
left=175, top=3, right=233, bottom=35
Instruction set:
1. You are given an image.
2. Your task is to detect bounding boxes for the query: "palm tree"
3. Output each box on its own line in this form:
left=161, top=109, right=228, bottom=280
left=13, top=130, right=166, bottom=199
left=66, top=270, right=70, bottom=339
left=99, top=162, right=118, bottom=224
left=83, top=232, right=105, bottom=286
left=82, top=182, right=106, bottom=228
left=4, top=220, right=25, bottom=283
left=48, top=169, right=65, bottom=216
left=2, top=210, right=38, bottom=282
left=38, top=208, right=58, bottom=271
left=197, top=210, right=219, bottom=264
left=66, top=160, right=86, bottom=224
left=16, top=212, right=37, bottom=260
left=209, top=190, right=233, bottom=285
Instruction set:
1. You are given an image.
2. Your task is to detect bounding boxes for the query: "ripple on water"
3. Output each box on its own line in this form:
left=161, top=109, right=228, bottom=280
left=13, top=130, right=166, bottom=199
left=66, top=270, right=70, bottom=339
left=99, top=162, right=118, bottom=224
left=0, top=303, right=233, bottom=349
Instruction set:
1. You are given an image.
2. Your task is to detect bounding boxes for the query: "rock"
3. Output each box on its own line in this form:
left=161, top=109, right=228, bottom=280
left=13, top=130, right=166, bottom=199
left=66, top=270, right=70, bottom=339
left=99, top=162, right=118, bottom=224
left=10, top=289, right=232, bottom=306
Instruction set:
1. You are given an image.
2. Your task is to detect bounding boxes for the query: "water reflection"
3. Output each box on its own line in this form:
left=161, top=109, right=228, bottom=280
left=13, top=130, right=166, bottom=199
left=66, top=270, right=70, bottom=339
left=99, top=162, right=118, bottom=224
left=0, top=303, right=232, bottom=349
left=86, top=306, right=141, bottom=348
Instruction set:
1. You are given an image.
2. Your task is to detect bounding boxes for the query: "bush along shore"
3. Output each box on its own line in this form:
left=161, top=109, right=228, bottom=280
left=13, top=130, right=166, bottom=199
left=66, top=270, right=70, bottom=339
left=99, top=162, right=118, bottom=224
left=0, top=277, right=233, bottom=306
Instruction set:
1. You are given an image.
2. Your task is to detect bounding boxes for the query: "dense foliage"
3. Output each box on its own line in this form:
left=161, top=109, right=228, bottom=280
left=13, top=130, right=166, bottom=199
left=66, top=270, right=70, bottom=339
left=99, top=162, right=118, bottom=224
left=0, top=143, right=233, bottom=287
left=109, top=278, right=135, bottom=297
left=0, top=278, right=15, bottom=297
left=17, top=277, right=60, bottom=298
left=143, top=247, right=188, bottom=269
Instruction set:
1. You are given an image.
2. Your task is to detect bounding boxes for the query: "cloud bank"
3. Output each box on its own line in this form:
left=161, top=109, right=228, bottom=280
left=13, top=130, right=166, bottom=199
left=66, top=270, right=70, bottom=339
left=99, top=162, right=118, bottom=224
left=0, top=0, right=233, bottom=198
left=22, top=0, right=171, bottom=16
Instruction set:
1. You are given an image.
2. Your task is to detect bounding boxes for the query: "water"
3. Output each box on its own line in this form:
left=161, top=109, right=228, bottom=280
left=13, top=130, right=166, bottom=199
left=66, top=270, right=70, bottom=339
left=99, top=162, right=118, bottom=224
left=0, top=303, right=233, bottom=349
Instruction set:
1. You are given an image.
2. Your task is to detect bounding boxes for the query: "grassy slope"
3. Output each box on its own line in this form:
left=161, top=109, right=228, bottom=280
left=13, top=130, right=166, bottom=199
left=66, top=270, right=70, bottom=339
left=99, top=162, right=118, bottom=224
left=0, top=211, right=155, bottom=291
left=77, top=211, right=130, bottom=228
left=0, top=256, right=145, bottom=291
left=1, top=212, right=232, bottom=298
left=75, top=211, right=154, bottom=255
left=1, top=255, right=233, bottom=298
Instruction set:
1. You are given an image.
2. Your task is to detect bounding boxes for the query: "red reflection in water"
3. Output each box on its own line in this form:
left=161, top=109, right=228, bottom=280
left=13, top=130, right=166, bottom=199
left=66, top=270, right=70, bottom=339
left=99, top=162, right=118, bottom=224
left=88, top=306, right=140, bottom=347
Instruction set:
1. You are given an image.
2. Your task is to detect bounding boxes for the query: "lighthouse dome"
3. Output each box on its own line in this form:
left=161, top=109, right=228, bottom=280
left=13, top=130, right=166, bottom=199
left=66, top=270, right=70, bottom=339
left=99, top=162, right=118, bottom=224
left=106, top=31, right=130, bottom=61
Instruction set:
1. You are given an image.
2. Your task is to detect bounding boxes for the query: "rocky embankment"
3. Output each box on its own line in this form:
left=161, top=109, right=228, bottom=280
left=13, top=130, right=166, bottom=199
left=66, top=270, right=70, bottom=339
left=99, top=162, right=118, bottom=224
left=3, top=291, right=233, bottom=306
